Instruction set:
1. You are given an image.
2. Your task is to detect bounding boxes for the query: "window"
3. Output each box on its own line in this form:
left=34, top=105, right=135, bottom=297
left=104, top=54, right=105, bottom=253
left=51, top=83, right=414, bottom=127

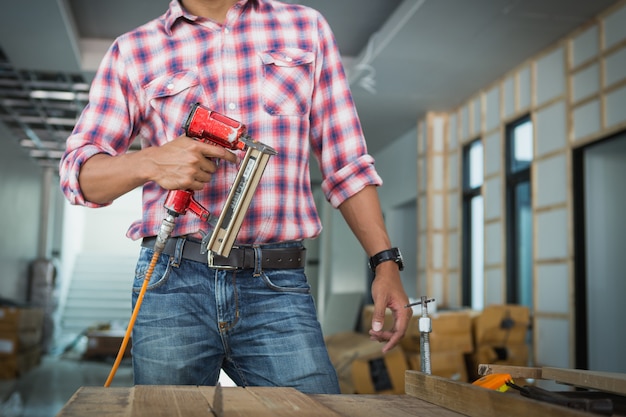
left=462, top=139, right=484, bottom=310
left=506, top=116, right=533, bottom=308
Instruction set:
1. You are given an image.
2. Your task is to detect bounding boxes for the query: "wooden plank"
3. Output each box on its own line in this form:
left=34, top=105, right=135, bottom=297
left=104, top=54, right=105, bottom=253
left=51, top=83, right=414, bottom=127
left=219, top=387, right=343, bottom=417
left=133, top=386, right=343, bottom=417
left=405, top=370, right=590, bottom=417
left=55, top=387, right=131, bottom=417
left=313, top=394, right=467, bottom=417
left=542, top=367, right=626, bottom=396
left=132, top=385, right=215, bottom=417
left=56, top=386, right=344, bottom=417
left=477, top=364, right=543, bottom=380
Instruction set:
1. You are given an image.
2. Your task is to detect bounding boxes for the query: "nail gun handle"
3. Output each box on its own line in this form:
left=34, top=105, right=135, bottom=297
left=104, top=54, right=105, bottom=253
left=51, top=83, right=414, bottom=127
left=164, top=189, right=210, bottom=221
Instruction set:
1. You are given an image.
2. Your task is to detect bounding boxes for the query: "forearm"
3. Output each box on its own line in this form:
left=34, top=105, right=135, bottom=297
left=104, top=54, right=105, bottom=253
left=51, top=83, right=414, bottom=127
left=338, top=185, right=392, bottom=257
left=78, top=151, right=152, bottom=205
left=339, top=184, right=411, bottom=352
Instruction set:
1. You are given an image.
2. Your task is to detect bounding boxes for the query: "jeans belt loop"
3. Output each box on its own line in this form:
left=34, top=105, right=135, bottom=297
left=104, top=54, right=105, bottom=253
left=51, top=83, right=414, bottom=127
left=172, top=237, right=185, bottom=268
left=252, top=246, right=263, bottom=276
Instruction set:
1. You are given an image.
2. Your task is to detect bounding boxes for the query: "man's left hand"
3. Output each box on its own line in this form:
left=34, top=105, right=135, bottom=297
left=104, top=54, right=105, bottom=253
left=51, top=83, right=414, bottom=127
left=368, top=262, right=412, bottom=352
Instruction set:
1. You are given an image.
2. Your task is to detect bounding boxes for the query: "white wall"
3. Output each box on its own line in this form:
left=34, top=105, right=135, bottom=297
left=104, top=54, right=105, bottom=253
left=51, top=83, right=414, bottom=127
left=0, top=123, right=44, bottom=303
left=377, top=127, right=419, bottom=299
left=79, top=190, right=143, bottom=255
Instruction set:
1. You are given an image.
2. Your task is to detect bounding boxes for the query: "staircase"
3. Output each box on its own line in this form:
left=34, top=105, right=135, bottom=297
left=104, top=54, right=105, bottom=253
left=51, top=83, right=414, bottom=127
left=58, top=253, right=137, bottom=338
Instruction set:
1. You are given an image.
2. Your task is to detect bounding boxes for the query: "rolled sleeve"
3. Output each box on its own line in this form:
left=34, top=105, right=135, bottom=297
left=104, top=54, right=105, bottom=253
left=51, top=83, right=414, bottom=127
left=321, top=154, right=382, bottom=208
left=59, top=40, right=138, bottom=209
left=59, top=143, right=112, bottom=208
left=310, top=14, right=383, bottom=208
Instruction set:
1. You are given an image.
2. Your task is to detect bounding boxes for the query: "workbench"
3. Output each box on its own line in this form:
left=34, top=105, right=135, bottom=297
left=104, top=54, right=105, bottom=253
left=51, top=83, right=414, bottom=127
left=55, top=369, right=626, bottom=416
left=54, top=385, right=465, bottom=417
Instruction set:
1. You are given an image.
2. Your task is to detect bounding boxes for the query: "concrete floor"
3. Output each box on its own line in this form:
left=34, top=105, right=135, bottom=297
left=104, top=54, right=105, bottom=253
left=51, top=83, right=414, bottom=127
left=0, top=355, right=133, bottom=417
left=0, top=347, right=237, bottom=417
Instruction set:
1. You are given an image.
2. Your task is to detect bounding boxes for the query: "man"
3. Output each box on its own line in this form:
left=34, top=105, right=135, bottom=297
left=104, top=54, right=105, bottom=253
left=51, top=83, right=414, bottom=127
left=60, top=0, right=410, bottom=394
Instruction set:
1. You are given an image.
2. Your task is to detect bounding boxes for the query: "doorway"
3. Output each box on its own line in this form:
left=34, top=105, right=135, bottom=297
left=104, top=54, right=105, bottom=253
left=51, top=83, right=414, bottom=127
left=573, top=131, right=626, bottom=372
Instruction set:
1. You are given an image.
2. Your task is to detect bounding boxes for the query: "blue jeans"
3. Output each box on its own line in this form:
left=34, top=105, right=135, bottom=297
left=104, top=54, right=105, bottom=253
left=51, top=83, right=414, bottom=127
left=130, top=240, right=340, bottom=394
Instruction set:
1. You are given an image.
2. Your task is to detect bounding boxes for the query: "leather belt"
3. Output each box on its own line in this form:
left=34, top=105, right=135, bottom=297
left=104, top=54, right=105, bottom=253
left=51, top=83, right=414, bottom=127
left=141, top=237, right=306, bottom=269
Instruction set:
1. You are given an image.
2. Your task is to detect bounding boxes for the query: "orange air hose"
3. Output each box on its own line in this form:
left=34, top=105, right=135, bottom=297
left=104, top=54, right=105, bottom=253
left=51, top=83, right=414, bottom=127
left=104, top=249, right=161, bottom=387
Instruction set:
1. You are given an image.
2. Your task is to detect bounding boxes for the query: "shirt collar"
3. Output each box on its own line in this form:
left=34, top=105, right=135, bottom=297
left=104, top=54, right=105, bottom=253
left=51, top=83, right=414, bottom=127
left=164, top=0, right=257, bottom=34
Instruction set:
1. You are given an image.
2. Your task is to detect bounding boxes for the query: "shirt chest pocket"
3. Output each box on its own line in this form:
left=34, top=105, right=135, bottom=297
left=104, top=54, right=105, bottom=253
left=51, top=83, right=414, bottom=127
left=259, top=49, right=314, bottom=116
left=143, top=71, right=204, bottom=133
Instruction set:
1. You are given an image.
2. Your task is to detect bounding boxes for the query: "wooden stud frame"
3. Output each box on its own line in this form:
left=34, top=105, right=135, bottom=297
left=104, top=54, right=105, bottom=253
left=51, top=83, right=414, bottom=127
left=415, top=0, right=626, bottom=367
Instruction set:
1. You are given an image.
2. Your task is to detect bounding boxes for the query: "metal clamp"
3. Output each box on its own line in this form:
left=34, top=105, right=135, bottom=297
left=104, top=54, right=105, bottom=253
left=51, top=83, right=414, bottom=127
left=406, top=296, right=436, bottom=375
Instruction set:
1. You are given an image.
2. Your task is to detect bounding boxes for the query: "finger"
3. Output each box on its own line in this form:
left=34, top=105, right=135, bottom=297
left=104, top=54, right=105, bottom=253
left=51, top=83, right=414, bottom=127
left=197, top=156, right=219, bottom=174
left=198, top=142, right=239, bottom=164
left=382, top=330, right=404, bottom=353
left=370, top=305, right=387, bottom=333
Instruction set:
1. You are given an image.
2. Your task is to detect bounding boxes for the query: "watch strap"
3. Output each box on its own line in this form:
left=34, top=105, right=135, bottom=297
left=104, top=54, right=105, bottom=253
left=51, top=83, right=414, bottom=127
left=368, top=247, right=404, bottom=271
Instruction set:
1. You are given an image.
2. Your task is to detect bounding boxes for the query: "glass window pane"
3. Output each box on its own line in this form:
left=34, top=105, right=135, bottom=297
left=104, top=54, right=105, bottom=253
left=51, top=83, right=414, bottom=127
left=469, top=141, right=484, bottom=189
left=511, top=120, right=533, bottom=172
left=471, top=195, right=484, bottom=310
left=515, top=182, right=533, bottom=308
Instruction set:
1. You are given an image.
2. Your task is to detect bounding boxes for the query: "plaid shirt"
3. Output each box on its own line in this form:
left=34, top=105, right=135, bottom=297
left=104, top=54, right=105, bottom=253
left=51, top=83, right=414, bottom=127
left=60, top=0, right=382, bottom=244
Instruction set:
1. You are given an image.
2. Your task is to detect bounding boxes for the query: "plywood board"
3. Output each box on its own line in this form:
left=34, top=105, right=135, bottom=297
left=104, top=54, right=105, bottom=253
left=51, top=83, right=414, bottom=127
left=405, top=370, right=590, bottom=417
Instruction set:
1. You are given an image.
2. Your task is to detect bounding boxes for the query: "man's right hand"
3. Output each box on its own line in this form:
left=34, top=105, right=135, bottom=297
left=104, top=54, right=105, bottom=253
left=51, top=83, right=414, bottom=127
left=78, top=134, right=239, bottom=205
left=147, top=135, right=239, bottom=191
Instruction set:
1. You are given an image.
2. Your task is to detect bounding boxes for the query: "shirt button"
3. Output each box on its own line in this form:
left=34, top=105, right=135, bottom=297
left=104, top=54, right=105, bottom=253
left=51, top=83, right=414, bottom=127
left=285, top=56, right=293, bottom=62
left=228, top=103, right=237, bottom=110
left=224, top=28, right=230, bottom=34
left=167, top=83, right=174, bottom=90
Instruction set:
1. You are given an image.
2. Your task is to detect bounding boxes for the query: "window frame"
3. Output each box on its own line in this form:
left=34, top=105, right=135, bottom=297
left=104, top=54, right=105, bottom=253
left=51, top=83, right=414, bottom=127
left=462, top=138, right=484, bottom=308
left=505, top=115, right=533, bottom=306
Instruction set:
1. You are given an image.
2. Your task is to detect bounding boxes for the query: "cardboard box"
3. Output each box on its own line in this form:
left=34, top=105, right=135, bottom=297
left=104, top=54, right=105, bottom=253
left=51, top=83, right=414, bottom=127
left=0, top=345, right=42, bottom=379
left=468, top=344, right=529, bottom=381
left=406, top=350, right=469, bottom=382
left=0, top=307, right=44, bottom=332
left=83, top=330, right=131, bottom=360
left=402, top=310, right=474, bottom=353
left=473, top=344, right=529, bottom=367
left=0, top=328, right=42, bottom=355
left=351, top=345, right=407, bottom=395
left=325, top=332, right=387, bottom=394
left=473, top=304, right=530, bottom=346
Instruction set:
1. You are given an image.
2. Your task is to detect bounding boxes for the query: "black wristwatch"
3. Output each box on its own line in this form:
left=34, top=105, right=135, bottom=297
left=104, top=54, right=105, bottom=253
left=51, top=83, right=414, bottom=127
left=368, top=248, right=404, bottom=272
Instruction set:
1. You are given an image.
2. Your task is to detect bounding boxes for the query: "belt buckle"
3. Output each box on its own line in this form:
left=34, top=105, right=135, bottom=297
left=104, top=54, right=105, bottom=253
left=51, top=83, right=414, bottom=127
left=207, top=250, right=238, bottom=270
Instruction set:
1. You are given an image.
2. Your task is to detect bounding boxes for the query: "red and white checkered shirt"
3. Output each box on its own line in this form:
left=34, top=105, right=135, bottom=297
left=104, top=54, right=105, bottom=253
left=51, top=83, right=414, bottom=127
left=60, top=0, right=382, bottom=244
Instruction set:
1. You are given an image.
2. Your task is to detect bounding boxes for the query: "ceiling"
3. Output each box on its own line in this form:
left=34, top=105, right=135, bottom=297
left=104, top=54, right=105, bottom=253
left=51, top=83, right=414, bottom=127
left=0, top=0, right=619, bottom=171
